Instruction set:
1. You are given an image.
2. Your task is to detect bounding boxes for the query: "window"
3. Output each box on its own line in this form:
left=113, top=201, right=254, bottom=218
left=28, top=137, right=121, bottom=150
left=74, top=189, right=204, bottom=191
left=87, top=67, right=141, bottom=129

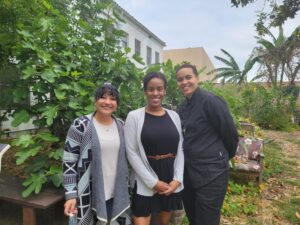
left=120, top=32, right=128, bottom=48
left=147, top=46, right=152, bottom=65
left=135, top=39, right=141, bottom=55
left=155, top=51, right=159, bottom=64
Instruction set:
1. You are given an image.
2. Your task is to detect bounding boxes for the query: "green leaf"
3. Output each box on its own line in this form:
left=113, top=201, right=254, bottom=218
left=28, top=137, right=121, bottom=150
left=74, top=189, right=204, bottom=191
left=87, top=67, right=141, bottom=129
left=132, top=54, right=145, bottom=65
left=51, top=173, right=63, bottom=187
left=49, top=165, right=61, bottom=174
left=49, top=148, right=63, bottom=160
left=12, top=134, right=34, bottom=147
left=39, top=18, right=52, bottom=32
left=37, top=51, right=51, bottom=64
left=17, top=29, right=33, bottom=38
left=35, top=180, right=42, bottom=194
left=41, top=69, right=56, bottom=83
left=21, top=174, right=46, bottom=197
left=79, top=79, right=96, bottom=88
left=68, top=101, right=80, bottom=109
left=84, top=104, right=94, bottom=114
left=22, top=177, right=34, bottom=186
left=41, top=105, right=58, bottom=126
left=73, top=83, right=89, bottom=96
left=16, top=145, right=42, bottom=165
left=54, top=88, right=66, bottom=100
left=58, top=83, right=70, bottom=90
left=13, top=88, right=28, bottom=103
left=22, top=181, right=36, bottom=198
left=12, top=110, right=30, bottom=127
left=37, top=132, right=59, bottom=142
left=21, top=66, right=36, bottom=79
left=71, top=71, right=82, bottom=77
left=20, top=40, right=35, bottom=50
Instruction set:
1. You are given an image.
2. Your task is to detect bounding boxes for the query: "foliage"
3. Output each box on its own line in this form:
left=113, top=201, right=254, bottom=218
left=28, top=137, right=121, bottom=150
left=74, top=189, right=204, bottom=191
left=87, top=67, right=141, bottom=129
left=231, top=0, right=300, bottom=27
left=201, top=81, right=243, bottom=123
left=200, top=82, right=298, bottom=131
left=240, top=84, right=295, bottom=130
left=222, top=180, right=259, bottom=217
left=254, top=25, right=300, bottom=87
left=0, top=0, right=143, bottom=196
left=208, top=49, right=259, bottom=85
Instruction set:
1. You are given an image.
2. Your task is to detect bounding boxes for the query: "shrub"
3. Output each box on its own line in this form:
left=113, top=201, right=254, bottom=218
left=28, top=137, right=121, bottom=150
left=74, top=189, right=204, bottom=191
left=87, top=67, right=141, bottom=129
left=241, top=84, right=295, bottom=130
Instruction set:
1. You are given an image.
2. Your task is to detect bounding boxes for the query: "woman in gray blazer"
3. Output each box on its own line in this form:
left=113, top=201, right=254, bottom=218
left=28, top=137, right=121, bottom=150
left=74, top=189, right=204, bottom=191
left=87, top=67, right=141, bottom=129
left=124, top=72, right=184, bottom=225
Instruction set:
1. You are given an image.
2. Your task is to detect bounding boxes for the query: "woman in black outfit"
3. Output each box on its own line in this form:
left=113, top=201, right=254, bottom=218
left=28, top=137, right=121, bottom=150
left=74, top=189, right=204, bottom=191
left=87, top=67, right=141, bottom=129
left=124, top=72, right=184, bottom=225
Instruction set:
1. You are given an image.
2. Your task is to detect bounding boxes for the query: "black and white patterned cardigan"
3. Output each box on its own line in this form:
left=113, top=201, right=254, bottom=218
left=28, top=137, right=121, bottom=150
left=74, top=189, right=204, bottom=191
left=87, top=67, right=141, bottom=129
left=63, top=113, right=130, bottom=225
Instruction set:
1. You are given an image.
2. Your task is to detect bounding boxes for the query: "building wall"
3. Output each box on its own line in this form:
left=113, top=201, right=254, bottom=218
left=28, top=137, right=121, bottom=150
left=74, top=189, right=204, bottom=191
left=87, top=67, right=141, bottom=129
left=163, top=47, right=216, bottom=82
left=118, top=18, right=164, bottom=67
left=115, top=2, right=166, bottom=68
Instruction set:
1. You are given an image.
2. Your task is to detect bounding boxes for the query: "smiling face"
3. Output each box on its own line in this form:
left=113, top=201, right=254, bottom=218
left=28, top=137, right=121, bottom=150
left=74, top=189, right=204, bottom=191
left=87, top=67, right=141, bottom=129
left=95, top=92, right=117, bottom=117
left=144, top=77, right=166, bottom=110
left=176, top=67, right=199, bottom=98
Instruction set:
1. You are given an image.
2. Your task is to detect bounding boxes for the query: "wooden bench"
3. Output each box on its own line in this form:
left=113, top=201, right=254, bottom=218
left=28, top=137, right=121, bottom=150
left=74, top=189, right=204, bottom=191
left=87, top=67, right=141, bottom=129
left=0, top=174, right=64, bottom=225
left=231, top=137, right=264, bottom=184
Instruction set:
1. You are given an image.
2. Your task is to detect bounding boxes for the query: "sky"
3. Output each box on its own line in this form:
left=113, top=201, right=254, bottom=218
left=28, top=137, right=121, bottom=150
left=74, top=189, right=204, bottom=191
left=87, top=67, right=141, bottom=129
left=115, top=0, right=300, bottom=70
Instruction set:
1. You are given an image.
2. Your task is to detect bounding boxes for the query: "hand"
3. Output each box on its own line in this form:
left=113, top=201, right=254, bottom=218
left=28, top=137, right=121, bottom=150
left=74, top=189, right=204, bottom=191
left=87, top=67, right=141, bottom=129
left=159, top=180, right=181, bottom=196
left=64, top=198, right=77, bottom=216
left=153, top=180, right=170, bottom=193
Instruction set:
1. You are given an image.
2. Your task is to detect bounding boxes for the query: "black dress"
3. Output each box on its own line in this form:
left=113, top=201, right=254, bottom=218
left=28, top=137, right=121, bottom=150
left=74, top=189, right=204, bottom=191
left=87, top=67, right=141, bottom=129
left=131, top=112, right=183, bottom=217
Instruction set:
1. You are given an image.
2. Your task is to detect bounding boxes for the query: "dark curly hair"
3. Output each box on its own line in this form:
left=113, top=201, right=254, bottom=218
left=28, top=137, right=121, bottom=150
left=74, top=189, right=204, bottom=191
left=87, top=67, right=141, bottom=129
left=94, top=83, right=119, bottom=104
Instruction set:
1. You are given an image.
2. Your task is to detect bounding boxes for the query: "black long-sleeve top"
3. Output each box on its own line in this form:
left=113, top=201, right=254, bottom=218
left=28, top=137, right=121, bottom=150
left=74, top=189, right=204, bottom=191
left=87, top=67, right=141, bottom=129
left=178, top=88, right=239, bottom=188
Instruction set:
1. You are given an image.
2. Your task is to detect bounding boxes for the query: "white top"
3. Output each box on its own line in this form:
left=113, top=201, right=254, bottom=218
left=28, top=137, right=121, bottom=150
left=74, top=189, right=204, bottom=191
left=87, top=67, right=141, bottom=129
left=93, top=118, right=120, bottom=200
left=124, top=107, right=184, bottom=196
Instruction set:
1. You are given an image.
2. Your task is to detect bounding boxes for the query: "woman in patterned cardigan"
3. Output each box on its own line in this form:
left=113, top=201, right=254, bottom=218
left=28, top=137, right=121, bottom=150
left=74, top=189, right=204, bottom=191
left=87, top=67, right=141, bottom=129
left=63, top=83, right=130, bottom=225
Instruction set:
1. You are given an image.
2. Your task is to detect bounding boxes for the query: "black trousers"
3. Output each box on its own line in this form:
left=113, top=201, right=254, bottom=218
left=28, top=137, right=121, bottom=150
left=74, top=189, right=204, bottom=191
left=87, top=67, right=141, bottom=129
left=182, top=171, right=229, bottom=225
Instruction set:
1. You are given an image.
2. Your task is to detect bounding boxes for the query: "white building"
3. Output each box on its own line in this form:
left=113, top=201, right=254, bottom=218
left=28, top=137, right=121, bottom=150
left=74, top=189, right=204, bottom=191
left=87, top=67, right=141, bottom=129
left=114, top=2, right=166, bottom=67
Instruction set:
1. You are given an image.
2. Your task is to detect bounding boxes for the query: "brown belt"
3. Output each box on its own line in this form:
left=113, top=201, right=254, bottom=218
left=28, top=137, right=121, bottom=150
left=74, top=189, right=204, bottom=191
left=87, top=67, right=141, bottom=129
left=147, top=153, right=176, bottom=160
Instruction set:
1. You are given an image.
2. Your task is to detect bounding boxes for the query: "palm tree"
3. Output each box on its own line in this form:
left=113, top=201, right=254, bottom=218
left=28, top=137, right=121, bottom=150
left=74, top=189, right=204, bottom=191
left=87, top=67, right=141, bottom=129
left=284, top=26, right=300, bottom=86
left=254, top=26, right=286, bottom=87
left=208, top=49, right=258, bottom=85
left=254, top=25, right=300, bottom=87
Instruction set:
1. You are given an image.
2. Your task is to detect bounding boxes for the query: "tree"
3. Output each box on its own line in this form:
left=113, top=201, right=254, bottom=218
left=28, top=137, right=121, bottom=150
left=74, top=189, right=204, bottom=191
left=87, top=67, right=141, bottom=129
left=284, top=26, right=300, bottom=86
left=208, top=49, right=258, bottom=86
left=0, top=0, right=143, bottom=197
left=231, top=0, right=300, bottom=27
left=254, top=25, right=300, bottom=87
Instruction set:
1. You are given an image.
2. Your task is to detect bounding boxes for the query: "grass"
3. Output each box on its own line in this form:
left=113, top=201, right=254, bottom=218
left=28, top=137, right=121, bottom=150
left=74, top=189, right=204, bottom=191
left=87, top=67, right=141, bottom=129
left=263, top=139, right=300, bottom=224
left=277, top=196, right=300, bottom=224
left=262, top=142, right=285, bottom=180
left=285, top=137, right=300, bottom=146
left=218, top=137, right=300, bottom=225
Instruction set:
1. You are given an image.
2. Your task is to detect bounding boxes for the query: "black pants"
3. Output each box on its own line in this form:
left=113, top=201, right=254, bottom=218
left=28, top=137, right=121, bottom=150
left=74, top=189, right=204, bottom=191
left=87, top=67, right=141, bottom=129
left=182, top=171, right=229, bottom=225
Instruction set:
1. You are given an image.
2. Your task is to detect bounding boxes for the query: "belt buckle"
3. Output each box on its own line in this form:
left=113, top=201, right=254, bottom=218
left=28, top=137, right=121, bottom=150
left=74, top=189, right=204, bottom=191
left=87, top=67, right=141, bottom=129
left=155, top=155, right=161, bottom=160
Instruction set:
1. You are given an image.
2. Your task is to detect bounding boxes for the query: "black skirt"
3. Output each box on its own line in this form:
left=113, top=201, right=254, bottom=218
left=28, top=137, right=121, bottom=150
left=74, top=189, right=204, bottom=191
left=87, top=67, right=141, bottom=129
left=131, top=181, right=183, bottom=217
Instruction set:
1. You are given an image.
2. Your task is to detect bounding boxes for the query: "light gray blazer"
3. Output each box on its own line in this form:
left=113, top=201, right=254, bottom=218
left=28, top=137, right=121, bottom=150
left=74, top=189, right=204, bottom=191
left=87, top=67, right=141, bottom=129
left=124, top=107, right=184, bottom=196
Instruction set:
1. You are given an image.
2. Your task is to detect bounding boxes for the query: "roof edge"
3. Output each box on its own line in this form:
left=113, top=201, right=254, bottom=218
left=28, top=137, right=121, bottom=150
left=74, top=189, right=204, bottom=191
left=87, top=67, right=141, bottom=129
left=113, top=2, right=166, bottom=47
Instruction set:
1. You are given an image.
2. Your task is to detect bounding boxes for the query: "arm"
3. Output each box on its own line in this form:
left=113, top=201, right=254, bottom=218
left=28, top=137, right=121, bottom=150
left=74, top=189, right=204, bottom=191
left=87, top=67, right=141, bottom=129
left=173, top=113, right=184, bottom=185
left=62, top=120, right=81, bottom=201
left=205, top=96, right=239, bottom=159
left=124, top=112, right=158, bottom=189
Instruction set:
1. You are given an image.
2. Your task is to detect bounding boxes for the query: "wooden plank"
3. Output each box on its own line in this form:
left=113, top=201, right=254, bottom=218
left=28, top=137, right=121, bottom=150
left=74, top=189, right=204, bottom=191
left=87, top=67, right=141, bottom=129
left=23, top=206, right=36, bottom=225
left=0, top=174, right=64, bottom=209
